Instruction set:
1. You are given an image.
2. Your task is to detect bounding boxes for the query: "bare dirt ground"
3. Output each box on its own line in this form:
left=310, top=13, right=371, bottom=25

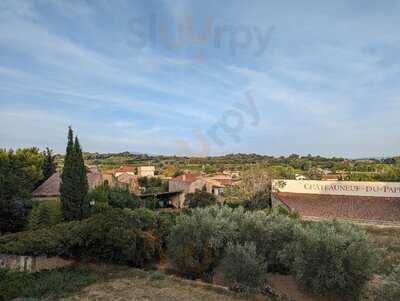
left=63, top=265, right=267, bottom=301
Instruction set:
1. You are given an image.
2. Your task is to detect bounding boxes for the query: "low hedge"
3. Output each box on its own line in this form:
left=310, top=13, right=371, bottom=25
left=0, top=208, right=160, bottom=266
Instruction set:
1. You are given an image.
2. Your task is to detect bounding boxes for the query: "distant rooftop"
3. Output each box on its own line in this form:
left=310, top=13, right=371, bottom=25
left=171, top=173, right=200, bottom=183
left=116, top=165, right=135, bottom=173
left=33, top=167, right=102, bottom=198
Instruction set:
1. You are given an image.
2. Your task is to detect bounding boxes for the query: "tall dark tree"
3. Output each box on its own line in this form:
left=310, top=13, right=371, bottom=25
left=60, top=127, right=89, bottom=221
left=74, top=136, right=89, bottom=218
left=42, top=147, right=57, bottom=181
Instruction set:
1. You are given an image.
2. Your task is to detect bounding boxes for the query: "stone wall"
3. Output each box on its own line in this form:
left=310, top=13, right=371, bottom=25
left=0, top=254, right=73, bottom=272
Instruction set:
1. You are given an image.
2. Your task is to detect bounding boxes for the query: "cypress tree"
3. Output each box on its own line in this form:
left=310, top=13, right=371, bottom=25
left=60, top=127, right=89, bottom=221
left=42, top=147, right=57, bottom=181
left=74, top=136, right=89, bottom=218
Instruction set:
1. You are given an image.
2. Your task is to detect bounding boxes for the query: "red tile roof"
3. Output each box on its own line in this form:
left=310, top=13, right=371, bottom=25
left=171, top=173, right=199, bottom=183
left=116, top=165, right=135, bottom=173
left=275, top=192, right=400, bottom=222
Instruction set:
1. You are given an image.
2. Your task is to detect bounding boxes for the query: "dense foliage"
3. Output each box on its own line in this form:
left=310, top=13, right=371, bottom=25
left=154, top=211, right=180, bottom=248
left=27, top=199, right=62, bottom=230
left=0, top=148, right=43, bottom=200
left=0, top=208, right=160, bottom=266
left=241, top=191, right=271, bottom=211
left=0, top=147, right=46, bottom=234
left=373, top=266, right=400, bottom=300
left=60, top=127, right=89, bottom=221
left=185, top=187, right=217, bottom=208
left=167, top=206, right=240, bottom=277
left=168, top=206, right=376, bottom=298
left=281, top=220, right=376, bottom=300
left=87, top=183, right=140, bottom=212
left=168, top=206, right=300, bottom=278
left=219, top=242, right=267, bottom=292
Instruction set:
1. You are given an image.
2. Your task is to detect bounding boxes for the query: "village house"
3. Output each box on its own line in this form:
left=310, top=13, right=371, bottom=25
left=32, top=167, right=103, bottom=198
left=168, top=172, right=234, bottom=207
left=114, top=165, right=135, bottom=177
left=137, top=166, right=155, bottom=177
left=116, top=173, right=140, bottom=194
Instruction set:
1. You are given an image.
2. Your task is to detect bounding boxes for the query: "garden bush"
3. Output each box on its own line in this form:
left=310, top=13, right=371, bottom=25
left=219, top=242, right=267, bottom=292
left=86, top=183, right=140, bottom=211
left=0, top=208, right=160, bottom=266
left=238, top=212, right=302, bottom=273
left=108, top=187, right=140, bottom=209
left=242, top=191, right=271, bottom=211
left=167, top=206, right=302, bottom=277
left=155, top=210, right=180, bottom=248
left=27, top=199, right=62, bottom=230
left=281, top=220, right=376, bottom=300
left=167, top=206, right=241, bottom=277
left=185, top=188, right=217, bottom=208
left=372, top=266, right=400, bottom=300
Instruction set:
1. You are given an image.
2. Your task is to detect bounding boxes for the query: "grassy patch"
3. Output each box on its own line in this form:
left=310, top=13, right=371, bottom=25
left=364, top=226, right=400, bottom=275
left=64, top=264, right=269, bottom=301
left=0, top=265, right=98, bottom=301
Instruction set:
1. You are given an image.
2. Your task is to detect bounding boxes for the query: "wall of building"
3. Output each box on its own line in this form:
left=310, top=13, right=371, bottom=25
left=273, top=179, right=400, bottom=198
left=137, top=166, right=155, bottom=177
left=169, top=180, right=190, bottom=193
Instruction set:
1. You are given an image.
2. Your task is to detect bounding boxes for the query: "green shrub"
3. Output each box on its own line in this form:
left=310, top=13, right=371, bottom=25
left=0, top=208, right=160, bottom=266
left=87, top=184, right=140, bottom=211
left=185, top=188, right=217, bottom=208
left=219, top=242, right=267, bottom=292
left=108, top=187, right=140, bottom=209
left=155, top=211, right=180, bottom=247
left=273, top=205, right=300, bottom=219
left=238, top=212, right=302, bottom=273
left=91, top=201, right=110, bottom=214
left=167, top=206, right=240, bottom=277
left=27, top=199, right=62, bottom=230
left=131, top=208, right=157, bottom=230
left=281, top=220, right=376, bottom=300
left=0, top=266, right=97, bottom=301
left=167, top=206, right=302, bottom=277
left=373, top=266, right=400, bottom=300
left=242, top=191, right=271, bottom=211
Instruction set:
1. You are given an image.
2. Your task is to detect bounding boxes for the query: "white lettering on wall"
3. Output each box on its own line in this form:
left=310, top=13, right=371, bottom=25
left=273, top=180, right=400, bottom=198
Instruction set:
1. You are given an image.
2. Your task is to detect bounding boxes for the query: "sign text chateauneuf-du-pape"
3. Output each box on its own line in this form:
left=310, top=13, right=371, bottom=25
left=274, top=180, right=400, bottom=198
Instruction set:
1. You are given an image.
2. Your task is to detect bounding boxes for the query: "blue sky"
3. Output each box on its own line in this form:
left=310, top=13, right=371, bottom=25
left=0, top=0, right=399, bottom=157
